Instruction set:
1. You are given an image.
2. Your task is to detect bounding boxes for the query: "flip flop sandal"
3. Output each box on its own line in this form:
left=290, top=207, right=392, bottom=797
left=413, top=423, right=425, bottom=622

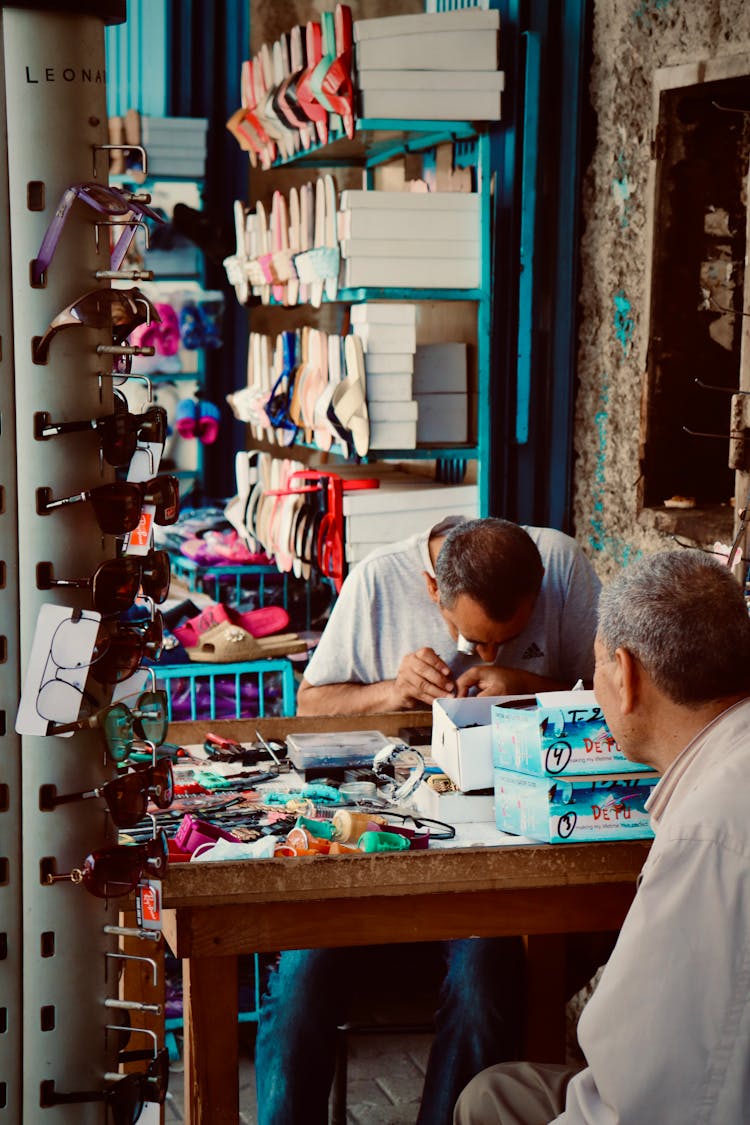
left=223, top=200, right=250, bottom=304
left=323, top=173, right=340, bottom=302
left=296, top=181, right=314, bottom=305
left=295, top=20, right=329, bottom=146
left=287, top=186, right=301, bottom=306
left=225, top=106, right=261, bottom=164
left=309, top=12, right=348, bottom=139
left=174, top=602, right=289, bottom=646
left=333, top=5, right=355, bottom=141
left=255, top=200, right=272, bottom=306
left=179, top=301, right=203, bottom=349
left=245, top=211, right=267, bottom=292
left=185, top=620, right=308, bottom=663
left=283, top=26, right=315, bottom=149
left=292, top=177, right=327, bottom=308
left=196, top=400, right=221, bottom=444
left=270, top=191, right=296, bottom=304
left=331, top=334, right=369, bottom=457
left=152, top=303, right=181, bottom=355
left=195, top=298, right=224, bottom=349
left=175, top=397, right=199, bottom=439
left=270, top=33, right=303, bottom=148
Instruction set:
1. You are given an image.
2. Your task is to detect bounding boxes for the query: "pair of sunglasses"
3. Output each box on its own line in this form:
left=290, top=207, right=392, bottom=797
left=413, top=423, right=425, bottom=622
left=33, top=286, right=159, bottom=366
left=32, top=181, right=164, bottom=287
left=45, top=829, right=168, bottom=900
left=39, top=474, right=180, bottom=535
left=37, top=405, right=168, bottom=468
left=42, top=759, right=174, bottom=829
left=38, top=549, right=171, bottom=615
left=41, top=1047, right=169, bottom=1123
left=47, top=690, right=168, bottom=761
left=89, top=613, right=164, bottom=685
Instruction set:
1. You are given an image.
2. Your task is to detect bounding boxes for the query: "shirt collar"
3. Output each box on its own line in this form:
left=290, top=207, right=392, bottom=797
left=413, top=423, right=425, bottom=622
left=646, top=697, right=750, bottom=824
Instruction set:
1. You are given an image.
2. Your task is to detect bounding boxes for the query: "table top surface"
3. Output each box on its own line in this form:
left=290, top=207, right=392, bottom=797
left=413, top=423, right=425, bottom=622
left=162, top=714, right=652, bottom=912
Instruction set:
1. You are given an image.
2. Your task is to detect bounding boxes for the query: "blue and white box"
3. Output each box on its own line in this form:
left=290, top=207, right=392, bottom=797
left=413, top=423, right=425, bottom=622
left=491, top=690, right=654, bottom=777
left=494, top=768, right=657, bottom=844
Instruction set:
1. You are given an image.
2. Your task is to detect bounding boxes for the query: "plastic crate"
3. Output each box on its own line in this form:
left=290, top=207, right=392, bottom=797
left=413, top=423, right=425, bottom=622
left=156, top=659, right=296, bottom=721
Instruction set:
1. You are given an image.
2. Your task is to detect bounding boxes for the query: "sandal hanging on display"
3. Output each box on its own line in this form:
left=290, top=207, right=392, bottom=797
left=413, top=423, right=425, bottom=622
left=330, top=334, right=369, bottom=457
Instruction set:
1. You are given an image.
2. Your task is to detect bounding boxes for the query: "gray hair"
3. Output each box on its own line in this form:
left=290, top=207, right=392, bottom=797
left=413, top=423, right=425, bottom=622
left=435, top=518, right=544, bottom=622
left=598, top=550, right=750, bottom=705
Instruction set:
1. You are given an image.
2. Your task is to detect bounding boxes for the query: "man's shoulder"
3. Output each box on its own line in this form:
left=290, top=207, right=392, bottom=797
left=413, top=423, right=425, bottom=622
left=522, top=525, right=590, bottom=566
left=352, top=531, right=427, bottom=579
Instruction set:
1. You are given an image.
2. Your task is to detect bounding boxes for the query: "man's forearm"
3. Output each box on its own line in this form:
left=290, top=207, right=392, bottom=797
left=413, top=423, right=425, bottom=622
left=296, top=678, right=406, bottom=716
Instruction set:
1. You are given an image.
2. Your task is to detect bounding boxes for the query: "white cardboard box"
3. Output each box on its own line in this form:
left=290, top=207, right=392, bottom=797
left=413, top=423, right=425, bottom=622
left=414, top=778, right=495, bottom=823
left=413, top=343, right=468, bottom=393
left=369, top=420, right=417, bottom=449
left=366, top=372, right=414, bottom=402
left=415, top=393, right=468, bottom=442
left=352, top=323, right=417, bottom=354
left=368, top=400, right=419, bottom=423
left=365, top=352, right=415, bottom=374
left=432, top=695, right=533, bottom=793
left=351, top=302, right=417, bottom=325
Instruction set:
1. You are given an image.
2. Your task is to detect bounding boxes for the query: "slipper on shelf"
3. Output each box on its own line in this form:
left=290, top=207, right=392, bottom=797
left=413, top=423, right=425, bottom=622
left=173, top=602, right=291, bottom=648
left=331, top=334, right=369, bottom=457
left=196, top=400, right=221, bottom=444
left=175, top=397, right=200, bottom=439
left=185, top=620, right=308, bottom=663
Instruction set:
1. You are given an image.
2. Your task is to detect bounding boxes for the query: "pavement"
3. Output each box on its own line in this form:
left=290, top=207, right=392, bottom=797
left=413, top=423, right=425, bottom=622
left=164, top=1027, right=433, bottom=1124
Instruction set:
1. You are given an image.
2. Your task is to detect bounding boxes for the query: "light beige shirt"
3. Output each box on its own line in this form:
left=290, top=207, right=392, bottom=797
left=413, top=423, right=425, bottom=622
left=555, top=697, right=750, bottom=1124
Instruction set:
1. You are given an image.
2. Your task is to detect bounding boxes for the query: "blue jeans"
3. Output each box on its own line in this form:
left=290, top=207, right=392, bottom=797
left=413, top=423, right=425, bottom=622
left=255, top=937, right=526, bottom=1125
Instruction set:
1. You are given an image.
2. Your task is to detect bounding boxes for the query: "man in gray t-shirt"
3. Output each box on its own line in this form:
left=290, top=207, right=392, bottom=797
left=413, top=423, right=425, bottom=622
left=297, top=515, right=601, bottom=716
left=256, top=518, right=603, bottom=1125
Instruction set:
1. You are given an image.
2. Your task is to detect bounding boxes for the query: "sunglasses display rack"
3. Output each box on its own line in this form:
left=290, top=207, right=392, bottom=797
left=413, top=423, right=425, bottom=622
left=0, top=3, right=165, bottom=1121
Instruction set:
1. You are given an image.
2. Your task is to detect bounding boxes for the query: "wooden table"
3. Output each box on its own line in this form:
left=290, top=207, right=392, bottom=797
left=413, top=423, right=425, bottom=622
left=162, top=715, right=650, bottom=1125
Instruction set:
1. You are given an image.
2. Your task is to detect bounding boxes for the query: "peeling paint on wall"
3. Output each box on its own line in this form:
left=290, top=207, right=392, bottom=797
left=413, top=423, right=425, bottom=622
left=633, top=0, right=673, bottom=24
left=612, top=152, right=633, bottom=228
left=587, top=374, right=642, bottom=567
left=613, top=289, right=634, bottom=355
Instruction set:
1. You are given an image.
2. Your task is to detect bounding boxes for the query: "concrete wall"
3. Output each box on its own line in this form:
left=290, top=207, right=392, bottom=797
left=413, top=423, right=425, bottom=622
left=573, top=0, right=750, bottom=577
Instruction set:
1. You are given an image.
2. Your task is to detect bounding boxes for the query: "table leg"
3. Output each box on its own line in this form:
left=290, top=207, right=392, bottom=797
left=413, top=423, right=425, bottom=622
left=182, top=955, right=240, bottom=1125
left=523, top=934, right=567, bottom=1062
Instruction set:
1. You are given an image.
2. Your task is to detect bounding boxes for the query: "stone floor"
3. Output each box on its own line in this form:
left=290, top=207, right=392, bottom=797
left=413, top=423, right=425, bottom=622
left=164, top=1028, right=433, bottom=1124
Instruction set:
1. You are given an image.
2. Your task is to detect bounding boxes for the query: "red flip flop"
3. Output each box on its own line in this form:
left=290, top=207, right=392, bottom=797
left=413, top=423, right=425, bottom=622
left=172, top=602, right=291, bottom=648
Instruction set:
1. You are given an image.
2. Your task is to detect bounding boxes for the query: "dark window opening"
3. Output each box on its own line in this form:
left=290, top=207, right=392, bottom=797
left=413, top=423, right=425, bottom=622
left=643, top=74, right=750, bottom=520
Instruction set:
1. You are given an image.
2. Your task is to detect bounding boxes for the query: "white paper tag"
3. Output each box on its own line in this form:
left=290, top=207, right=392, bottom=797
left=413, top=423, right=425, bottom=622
left=16, top=606, right=101, bottom=735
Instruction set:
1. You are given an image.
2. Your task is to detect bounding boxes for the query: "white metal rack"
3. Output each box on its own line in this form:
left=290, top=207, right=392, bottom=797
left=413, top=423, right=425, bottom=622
left=1, top=5, right=134, bottom=1121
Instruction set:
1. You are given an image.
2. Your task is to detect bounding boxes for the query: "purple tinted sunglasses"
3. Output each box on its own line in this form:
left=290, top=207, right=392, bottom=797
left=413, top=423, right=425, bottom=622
left=32, top=182, right=164, bottom=287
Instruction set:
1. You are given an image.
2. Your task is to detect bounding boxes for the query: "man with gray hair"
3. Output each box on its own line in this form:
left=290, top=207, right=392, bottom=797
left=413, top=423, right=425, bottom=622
left=455, top=549, right=750, bottom=1125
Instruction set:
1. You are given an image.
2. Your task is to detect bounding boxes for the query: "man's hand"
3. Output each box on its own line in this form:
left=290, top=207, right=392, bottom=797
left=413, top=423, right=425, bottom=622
left=455, top=663, right=534, bottom=697
left=391, top=647, right=454, bottom=709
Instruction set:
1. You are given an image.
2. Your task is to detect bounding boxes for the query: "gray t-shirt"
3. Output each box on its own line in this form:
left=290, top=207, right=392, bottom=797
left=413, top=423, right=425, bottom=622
left=304, top=524, right=601, bottom=687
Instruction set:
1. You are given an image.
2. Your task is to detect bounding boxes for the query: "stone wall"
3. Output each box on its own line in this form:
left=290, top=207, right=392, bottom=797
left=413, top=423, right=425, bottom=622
left=573, top=0, right=750, bottom=576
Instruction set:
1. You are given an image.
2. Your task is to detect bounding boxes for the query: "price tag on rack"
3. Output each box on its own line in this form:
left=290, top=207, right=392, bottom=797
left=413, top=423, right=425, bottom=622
left=125, top=505, right=155, bottom=555
left=136, top=879, right=163, bottom=932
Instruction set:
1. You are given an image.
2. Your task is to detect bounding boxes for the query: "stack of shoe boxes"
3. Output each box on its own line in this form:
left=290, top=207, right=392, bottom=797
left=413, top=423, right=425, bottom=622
left=141, top=116, right=208, bottom=179
left=413, top=342, right=468, bottom=444
left=353, top=8, right=504, bottom=122
left=491, top=691, right=658, bottom=843
left=351, top=303, right=418, bottom=449
left=338, top=192, right=480, bottom=290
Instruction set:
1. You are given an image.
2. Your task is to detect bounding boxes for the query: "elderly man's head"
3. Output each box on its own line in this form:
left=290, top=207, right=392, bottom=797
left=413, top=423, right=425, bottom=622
left=426, top=518, right=545, bottom=664
left=594, top=550, right=750, bottom=762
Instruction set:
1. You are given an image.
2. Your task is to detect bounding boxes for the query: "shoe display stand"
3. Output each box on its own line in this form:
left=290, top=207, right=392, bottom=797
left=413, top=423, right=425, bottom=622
left=247, top=119, right=494, bottom=516
left=1, top=4, right=136, bottom=1121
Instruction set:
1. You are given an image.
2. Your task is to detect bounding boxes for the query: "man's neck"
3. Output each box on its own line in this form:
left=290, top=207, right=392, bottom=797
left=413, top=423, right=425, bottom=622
left=647, top=694, right=749, bottom=774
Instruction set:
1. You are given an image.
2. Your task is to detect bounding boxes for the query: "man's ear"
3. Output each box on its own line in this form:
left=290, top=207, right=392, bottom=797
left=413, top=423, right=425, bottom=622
left=424, top=572, right=440, bottom=605
left=614, top=647, right=640, bottom=714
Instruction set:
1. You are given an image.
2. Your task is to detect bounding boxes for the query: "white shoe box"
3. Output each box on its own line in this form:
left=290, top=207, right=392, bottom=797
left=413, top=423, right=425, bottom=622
left=368, top=400, right=419, bottom=422
left=350, top=302, right=417, bottom=325
left=415, top=393, right=468, bottom=443
left=369, top=420, right=417, bottom=449
left=364, top=352, right=415, bottom=374
left=413, top=343, right=468, bottom=393
left=366, top=372, right=414, bottom=402
left=353, top=323, right=417, bottom=354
